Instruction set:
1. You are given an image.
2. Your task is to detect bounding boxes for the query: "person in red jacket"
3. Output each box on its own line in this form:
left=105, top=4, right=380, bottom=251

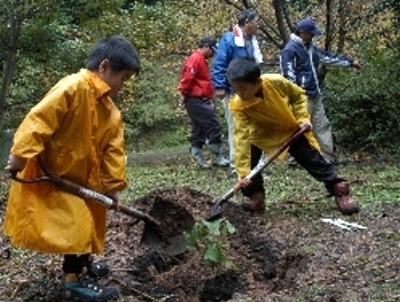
left=178, top=37, right=229, bottom=168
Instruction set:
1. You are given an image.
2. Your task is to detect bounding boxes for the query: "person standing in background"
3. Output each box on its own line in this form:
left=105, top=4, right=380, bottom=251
left=212, top=8, right=263, bottom=177
left=178, top=37, right=229, bottom=169
left=280, top=18, right=362, bottom=164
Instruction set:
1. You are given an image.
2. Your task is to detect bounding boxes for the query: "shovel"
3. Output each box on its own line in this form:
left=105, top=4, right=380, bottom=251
left=9, top=157, right=194, bottom=254
left=208, top=125, right=311, bottom=221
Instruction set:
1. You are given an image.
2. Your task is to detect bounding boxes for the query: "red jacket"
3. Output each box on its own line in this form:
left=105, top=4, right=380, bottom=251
left=178, top=49, right=214, bottom=99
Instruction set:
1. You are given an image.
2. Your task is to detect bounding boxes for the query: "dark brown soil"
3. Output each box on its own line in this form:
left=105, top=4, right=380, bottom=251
left=1, top=186, right=399, bottom=301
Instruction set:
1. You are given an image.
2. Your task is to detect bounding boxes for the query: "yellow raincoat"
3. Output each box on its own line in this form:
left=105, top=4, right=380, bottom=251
left=230, top=74, right=320, bottom=178
left=3, top=69, right=127, bottom=254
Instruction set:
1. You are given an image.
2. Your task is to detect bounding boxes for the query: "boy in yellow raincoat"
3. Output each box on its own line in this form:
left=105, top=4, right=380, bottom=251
left=226, top=57, right=359, bottom=215
left=4, top=36, right=141, bottom=302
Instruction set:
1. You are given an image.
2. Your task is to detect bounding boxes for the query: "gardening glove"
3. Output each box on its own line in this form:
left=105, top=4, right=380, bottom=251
left=5, top=154, right=27, bottom=173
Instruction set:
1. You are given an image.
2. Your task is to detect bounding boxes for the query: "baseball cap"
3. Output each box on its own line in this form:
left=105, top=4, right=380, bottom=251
left=296, top=18, right=322, bottom=36
left=198, top=37, right=218, bottom=52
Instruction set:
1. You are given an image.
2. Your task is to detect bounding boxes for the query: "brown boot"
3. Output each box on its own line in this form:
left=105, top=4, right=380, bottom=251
left=242, top=191, right=265, bottom=212
left=333, top=181, right=360, bottom=215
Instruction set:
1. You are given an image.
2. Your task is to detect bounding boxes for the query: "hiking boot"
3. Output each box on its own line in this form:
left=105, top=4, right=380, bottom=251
left=242, top=191, right=265, bottom=212
left=87, top=261, right=110, bottom=279
left=333, top=181, right=360, bottom=215
left=64, top=275, right=119, bottom=302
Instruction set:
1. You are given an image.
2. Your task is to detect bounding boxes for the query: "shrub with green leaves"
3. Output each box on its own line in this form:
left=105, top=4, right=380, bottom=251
left=185, top=218, right=237, bottom=270
left=323, top=40, right=400, bottom=153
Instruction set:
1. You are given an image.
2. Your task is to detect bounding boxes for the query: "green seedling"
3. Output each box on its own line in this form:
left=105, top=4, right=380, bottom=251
left=185, top=218, right=237, bottom=270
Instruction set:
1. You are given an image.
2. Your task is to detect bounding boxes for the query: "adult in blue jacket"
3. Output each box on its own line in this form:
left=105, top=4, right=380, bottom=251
left=280, top=18, right=361, bottom=163
left=211, top=8, right=263, bottom=177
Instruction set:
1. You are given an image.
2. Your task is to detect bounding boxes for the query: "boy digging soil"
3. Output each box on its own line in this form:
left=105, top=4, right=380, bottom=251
left=226, top=57, right=359, bottom=215
left=4, top=36, right=140, bottom=301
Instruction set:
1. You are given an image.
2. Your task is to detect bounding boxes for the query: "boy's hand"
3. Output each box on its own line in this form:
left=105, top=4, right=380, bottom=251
left=106, top=191, right=121, bottom=210
left=239, top=178, right=252, bottom=189
left=5, top=154, right=27, bottom=172
left=299, top=121, right=312, bottom=131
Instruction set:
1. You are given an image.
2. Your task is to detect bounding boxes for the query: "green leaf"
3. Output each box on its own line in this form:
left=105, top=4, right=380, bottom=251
left=204, top=243, right=224, bottom=264
left=203, top=219, right=221, bottom=236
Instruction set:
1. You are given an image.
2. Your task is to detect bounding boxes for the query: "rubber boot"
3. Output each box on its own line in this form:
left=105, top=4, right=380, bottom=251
left=207, top=143, right=230, bottom=167
left=190, top=146, right=211, bottom=169
left=333, top=181, right=360, bottom=215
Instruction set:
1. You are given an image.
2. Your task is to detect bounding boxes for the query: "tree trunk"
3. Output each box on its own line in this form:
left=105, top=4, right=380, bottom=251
left=0, top=51, right=17, bottom=132
left=272, top=0, right=290, bottom=45
left=320, top=0, right=336, bottom=86
left=337, top=0, right=347, bottom=53
left=325, top=0, right=335, bottom=51
left=0, top=5, right=20, bottom=132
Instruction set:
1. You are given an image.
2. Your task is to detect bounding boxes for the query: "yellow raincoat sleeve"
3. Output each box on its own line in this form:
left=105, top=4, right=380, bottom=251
left=233, top=111, right=253, bottom=179
left=11, top=85, right=72, bottom=158
left=101, top=123, right=127, bottom=193
left=273, top=76, right=310, bottom=125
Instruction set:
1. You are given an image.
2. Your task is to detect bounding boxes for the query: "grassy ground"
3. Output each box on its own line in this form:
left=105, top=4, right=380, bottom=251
left=124, top=148, right=400, bottom=210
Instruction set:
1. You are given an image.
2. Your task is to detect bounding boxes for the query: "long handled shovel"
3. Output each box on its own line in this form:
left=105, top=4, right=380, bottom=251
left=208, top=125, right=311, bottom=221
left=9, top=158, right=159, bottom=226
left=9, top=157, right=194, bottom=255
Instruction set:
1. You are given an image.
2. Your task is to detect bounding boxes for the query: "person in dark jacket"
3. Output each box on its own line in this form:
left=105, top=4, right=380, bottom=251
left=178, top=37, right=229, bottom=168
left=280, top=18, right=362, bottom=163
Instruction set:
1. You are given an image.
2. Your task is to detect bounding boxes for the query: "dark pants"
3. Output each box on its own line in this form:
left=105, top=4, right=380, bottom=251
left=185, top=97, right=223, bottom=148
left=241, top=134, right=343, bottom=198
left=63, top=254, right=91, bottom=274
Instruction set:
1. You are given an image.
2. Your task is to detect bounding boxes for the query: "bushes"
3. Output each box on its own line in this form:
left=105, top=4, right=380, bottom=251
left=120, top=57, right=190, bottom=152
left=323, top=42, right=400, bottom=153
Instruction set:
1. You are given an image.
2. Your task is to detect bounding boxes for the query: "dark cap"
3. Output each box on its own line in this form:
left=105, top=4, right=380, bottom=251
left=198, top=37, right=218, bottom=52
left=296, top=18, right=322, bottom=36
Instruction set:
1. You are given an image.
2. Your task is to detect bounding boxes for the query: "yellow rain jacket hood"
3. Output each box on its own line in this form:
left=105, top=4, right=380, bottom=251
left=3, top=69, right=127, bottom=254
left=229, top=74, right=319, bottom=178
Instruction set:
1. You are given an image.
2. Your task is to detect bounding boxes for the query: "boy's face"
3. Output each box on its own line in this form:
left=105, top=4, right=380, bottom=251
left=229, top=79, right=261, bottom=100
left=98, top=59, right=135, bottom=97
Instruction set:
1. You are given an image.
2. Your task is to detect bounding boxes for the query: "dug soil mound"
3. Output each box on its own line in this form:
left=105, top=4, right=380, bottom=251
left=1, top=186, right=399, bottom=301
left=106, top=187, right=307, bottom=302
